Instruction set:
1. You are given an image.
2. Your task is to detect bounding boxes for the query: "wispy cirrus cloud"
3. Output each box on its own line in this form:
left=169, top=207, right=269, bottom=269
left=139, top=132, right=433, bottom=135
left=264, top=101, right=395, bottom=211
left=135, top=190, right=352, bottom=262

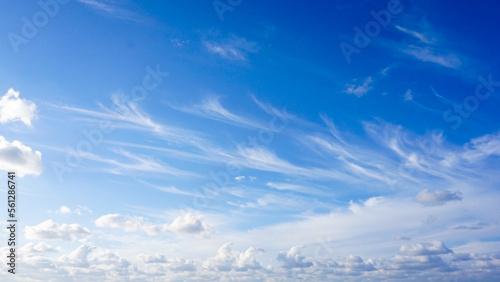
left=203, top=35, right=259, bottom=61
left=403, top=45, right=462, bottom=68
left=76, top=0, right=150, bottom=22
left=343, top=77, right=373, bottom=97
left=53, top=94, right=205, bottom=147
left=172, top=96, right=263, bottom=129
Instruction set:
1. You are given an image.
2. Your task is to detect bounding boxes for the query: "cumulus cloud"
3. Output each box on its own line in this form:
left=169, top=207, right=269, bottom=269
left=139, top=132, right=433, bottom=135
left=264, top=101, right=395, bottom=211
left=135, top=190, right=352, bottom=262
left=138, top=254, right=167, bottom=263
left=58, top=244, right=131, bottom=275
left=0, top=136, right=43, bottom=177
left=415, top=189, right=463, bottom=206
left=318, top=255, right=375, bottom=275
left=167, top=213, right=211, bottom=236
left=203, top=242, right=264, bottom=272
left=56, top=206, right=72, bottom=214
left=95, top=214, right=162, bottom=236
left=0, top=88, right=37, bottom=126
left=59, top=244, right=95, bottom=267
left=400, top=241, right=453, bottom=256
left=138, top=254, right=196, bottom=272
left=95, top=212, right=210, bottom=236
left=21, top=242, right=60, bottom=254
left=384, top=254, right=453, bottom=272
left=25, top=220, right=92, bottom=241
left=343, top=77, right=373, bottom=97
left=166, top=258, right=197, bottom=272
left=277, top=245, right=313, bottom=269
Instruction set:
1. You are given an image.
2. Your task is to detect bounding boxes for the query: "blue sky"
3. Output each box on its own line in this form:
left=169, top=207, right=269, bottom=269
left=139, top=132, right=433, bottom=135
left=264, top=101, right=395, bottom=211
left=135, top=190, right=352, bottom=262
left=1, top=0, right=500, bottom=280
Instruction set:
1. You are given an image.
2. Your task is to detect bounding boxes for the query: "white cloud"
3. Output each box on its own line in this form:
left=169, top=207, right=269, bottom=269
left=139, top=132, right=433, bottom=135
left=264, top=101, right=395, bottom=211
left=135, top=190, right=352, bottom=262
left=277, top=245, right=313, bottom=269
left=166, top=258, right=197, bottom=272
left=95, top=212, right=211, bottom=236
left=167, top=213, right=211, bottom=236
left=203, top=36, right=259, bottom=61
left=173, top=96, right=263, bottom=129
left=0, top=88, right=37, bottom=126
left=403, top=46, right=462, bottom=68
left=415, top=189, right=463, bottom=206
left=95, top=214, right=162, bottom=236
left=25, top=220, right=92, bottom=241
left=400, top=241, right=453, bottom=256
left=343, top=77, right=373, bottom=97
left=395, top=25, right=431, bottom=44
left=56, top=206, right=72, bottom=214
left=138, top=254, right=167, bottom=263
left=55, top=93, right=203, bottom=147
left=20, top=242, right=60, bottom=254
left=75, top=205, right=93, bottom=215
left=0, top=136, right=43, bottom=177
left=404, top=89, right=413, bottom=101
left=203, top=242, right=264, bottom=272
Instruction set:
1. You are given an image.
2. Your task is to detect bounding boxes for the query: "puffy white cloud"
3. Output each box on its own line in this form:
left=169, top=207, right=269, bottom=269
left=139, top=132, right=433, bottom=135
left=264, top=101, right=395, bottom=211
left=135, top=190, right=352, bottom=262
left=20, top=242, right=60, bottom=254
left=58, top=244, right=131, bottom=277
left=415, top=189, right=462, bottom=206
left=95, top=214, right=162, bottom=236
left=203, top=242, right=264, bottom=272
left=25, top=220, right=92, bottom=241
left=59, top=244, right=95, bottom=267
left=317, top=255, right=376, bottom=276
left=0, top=88, right=37, bottom=126
left=96, top=213, right=211, bottom=236
left=167, top=213, right=211, bottom=236
left=0, top=136, right=43, bottom=177
left=139, top=254, right=167, bottom=263
left=138, top=254, right=196, bottom=272
left=277, top=245, right=313, bottom=269
left=399, top=241, right=452, bottom=256
left=56, top=206, right=72, bottom=214
left=383, top=254, right=454, bottom=272
left=166, top=258, right=197, bottom=272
